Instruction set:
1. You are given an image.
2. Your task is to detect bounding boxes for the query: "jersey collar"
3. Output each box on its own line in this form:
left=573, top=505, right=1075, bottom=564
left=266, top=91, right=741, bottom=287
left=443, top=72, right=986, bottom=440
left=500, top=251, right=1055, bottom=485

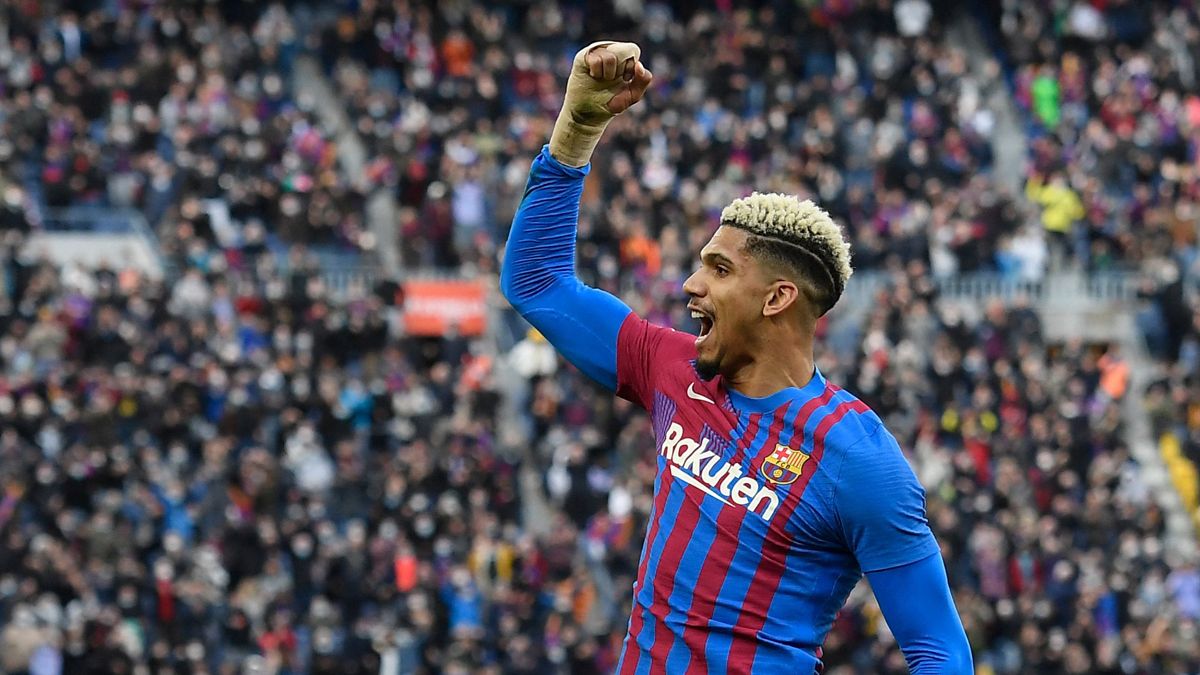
left=723, top=366, right=828, bottom=414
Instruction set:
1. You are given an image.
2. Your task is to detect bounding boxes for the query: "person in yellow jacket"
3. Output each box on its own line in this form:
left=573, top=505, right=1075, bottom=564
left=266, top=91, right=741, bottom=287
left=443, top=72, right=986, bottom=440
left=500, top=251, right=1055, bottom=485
left=1025, top=171, right=1085, bottom=266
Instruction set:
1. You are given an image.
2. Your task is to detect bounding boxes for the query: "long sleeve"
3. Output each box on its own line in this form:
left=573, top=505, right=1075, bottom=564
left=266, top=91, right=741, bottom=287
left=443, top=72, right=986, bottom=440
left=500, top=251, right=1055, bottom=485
left=833, top=424, right=970, bottom=671
left=867, top=552, right=974, bottom=674
left=500, top=145, right=633, bottom=391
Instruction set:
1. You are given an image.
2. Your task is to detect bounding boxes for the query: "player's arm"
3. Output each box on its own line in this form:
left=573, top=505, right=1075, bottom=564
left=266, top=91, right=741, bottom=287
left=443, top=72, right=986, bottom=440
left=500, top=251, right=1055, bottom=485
left=500, top=42, right=653, bottom=390
left=867, top=554, right=973, bottom=673
left=836, top=426, right=973, bottom=673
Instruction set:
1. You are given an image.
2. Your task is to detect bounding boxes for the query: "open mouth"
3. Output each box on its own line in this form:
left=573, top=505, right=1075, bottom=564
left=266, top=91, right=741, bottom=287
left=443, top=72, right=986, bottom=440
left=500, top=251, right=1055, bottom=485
left=690, top=308, right=714, bottom=340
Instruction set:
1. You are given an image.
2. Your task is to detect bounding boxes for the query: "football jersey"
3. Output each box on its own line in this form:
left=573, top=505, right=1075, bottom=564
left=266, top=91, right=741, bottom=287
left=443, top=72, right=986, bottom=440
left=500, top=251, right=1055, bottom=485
left=612, top=312, right=939, bottom=674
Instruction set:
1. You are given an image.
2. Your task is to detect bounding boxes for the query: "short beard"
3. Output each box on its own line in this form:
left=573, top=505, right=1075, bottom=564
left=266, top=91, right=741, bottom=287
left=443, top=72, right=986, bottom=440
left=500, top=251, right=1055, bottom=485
left=695, top=357, right=719, bottom=382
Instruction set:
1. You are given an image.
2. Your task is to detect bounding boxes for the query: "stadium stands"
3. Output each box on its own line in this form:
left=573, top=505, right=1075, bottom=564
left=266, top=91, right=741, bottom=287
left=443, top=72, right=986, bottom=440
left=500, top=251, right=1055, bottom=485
left=0, top=2, right=372, bottom=268
left=0, top=1, right=1197, bottom=674
left=986, top=0, right=1200, bottom=275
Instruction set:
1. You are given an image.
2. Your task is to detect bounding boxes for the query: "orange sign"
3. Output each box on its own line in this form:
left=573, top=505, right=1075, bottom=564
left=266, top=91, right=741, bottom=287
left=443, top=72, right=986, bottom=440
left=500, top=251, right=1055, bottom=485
left=403, top=279, right=487, bottom=336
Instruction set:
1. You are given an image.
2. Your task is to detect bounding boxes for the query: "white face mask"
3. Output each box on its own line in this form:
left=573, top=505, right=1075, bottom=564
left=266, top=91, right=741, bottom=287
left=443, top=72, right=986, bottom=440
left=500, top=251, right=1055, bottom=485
left=293, top=535, right=313, bottom=559
left=3, top=187, right=22, bottom=207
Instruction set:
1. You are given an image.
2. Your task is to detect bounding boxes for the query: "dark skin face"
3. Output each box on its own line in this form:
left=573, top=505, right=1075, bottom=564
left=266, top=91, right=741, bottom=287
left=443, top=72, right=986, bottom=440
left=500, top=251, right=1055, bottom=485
left=682, top=226, right=819, bottom=396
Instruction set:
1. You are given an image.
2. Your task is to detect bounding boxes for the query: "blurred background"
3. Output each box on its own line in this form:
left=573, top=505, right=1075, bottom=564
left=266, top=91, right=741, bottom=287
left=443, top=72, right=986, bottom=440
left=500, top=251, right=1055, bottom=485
left=0, top=0, right=1199, bottom=673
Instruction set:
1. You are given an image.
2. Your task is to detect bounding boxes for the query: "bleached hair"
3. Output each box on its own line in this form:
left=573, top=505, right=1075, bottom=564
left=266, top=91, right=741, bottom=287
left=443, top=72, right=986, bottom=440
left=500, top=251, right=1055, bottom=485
left=720, top=192, right=853, bottom=311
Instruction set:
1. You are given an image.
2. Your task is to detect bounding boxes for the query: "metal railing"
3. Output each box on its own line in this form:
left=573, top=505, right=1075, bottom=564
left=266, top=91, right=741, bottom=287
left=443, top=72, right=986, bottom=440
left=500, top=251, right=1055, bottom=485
left=37, top=207, right=389, bottom=289
left=321, top=266, right=378, bottom=295
left=34, top=207, right=168, bottom=277
left=267, top=265, right=485, bottom=296
left=843, top=270, right=1141, bottom=306
left=41, top=207, right=149, bottom=234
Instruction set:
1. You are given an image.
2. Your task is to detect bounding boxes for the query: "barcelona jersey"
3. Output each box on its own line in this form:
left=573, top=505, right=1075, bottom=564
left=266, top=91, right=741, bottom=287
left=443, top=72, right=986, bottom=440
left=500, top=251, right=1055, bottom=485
left=500, top=145, right=962, bottom=674
left=612, top=313, right=939, bottom=674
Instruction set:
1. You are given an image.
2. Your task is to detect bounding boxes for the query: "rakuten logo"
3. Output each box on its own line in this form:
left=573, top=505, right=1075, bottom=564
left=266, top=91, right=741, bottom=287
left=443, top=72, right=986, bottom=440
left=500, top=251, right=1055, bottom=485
left=659, top=422, right=780, bottom=520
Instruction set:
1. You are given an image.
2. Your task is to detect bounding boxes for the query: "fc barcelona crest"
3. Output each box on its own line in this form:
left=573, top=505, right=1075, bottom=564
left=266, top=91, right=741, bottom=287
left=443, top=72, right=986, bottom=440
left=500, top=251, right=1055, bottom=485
left=761, top=443, right=810, bottom=485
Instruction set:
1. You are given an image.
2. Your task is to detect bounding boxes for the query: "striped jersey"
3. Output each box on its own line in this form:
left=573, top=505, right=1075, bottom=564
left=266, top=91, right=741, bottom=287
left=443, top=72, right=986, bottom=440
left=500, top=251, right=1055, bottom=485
left=612, top=312, right=939, bottom=674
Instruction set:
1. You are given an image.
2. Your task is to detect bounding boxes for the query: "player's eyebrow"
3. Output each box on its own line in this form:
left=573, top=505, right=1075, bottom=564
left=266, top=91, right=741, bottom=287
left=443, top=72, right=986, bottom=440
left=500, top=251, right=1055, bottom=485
left=700, top=251, right=735, bottom=268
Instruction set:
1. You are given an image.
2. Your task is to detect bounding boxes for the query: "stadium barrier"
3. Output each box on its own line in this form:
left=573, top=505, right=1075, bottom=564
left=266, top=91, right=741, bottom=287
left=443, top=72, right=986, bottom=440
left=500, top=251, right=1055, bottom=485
left=320, top=266, right=378, bottom=296
left=40, top=207, right=154, bottom=235
left=843, top=270, right=1140, bottom=306
left=25, top=208, right=167, bottom=279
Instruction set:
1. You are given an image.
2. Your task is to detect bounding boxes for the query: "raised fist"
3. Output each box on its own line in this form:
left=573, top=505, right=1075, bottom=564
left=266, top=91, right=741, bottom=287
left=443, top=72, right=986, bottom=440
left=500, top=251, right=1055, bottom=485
left=550, top=40, right=653, bottom=166
left=566, top=41, right=653, bottom=124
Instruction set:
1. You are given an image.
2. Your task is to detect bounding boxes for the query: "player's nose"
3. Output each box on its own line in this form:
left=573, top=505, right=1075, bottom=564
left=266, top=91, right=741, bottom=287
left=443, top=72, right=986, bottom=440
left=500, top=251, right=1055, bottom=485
left=682, top=269, right=704, bottom=298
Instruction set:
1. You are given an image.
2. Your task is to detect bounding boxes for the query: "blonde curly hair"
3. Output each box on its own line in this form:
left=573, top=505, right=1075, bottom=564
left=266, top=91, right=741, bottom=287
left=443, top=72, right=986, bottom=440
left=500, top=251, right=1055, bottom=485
left=720, top=192, right=853, bottom=315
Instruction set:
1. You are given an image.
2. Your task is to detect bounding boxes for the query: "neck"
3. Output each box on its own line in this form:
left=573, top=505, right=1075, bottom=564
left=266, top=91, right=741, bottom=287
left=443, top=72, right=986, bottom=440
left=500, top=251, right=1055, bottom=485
left=722, top=325, right=816, bottom=398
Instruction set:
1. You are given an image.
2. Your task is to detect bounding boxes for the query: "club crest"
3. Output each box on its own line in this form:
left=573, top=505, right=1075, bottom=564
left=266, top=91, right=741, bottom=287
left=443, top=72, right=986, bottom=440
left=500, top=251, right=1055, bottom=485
left=761, top=443, right=810, bottom=485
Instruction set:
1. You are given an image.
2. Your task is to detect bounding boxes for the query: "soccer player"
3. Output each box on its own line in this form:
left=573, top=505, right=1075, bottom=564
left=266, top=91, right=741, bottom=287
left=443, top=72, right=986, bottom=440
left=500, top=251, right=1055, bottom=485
left=501, top=41, right=973, bottom=674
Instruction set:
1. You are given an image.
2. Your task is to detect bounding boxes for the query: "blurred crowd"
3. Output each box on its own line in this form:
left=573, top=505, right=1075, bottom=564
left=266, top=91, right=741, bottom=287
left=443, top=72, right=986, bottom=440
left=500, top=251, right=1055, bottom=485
left=321, top=0, right=1046, bottom=281
left=0, top=0, right=372, bottom=261
left=831, top=270, right=1198, bottom=674
left=984, top=0, right=1200, bottom=586
left=1, top=1, right=1199, bottom=675
left=984, top=0, right=1200, bottom=367
left=991, top=0, right=1200, bottom=273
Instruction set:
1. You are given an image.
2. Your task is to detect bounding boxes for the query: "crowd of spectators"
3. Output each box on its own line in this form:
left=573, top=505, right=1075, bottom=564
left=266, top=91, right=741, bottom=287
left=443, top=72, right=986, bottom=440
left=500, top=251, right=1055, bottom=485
left=832, top=270, right=1198, bottom=674
left=1, top=1, right=1199, bottom=675
left=982, top=0, right=1200, bottom=573
left=319, top=0, right=1053, bottom=281
left=0, top=0, right=373, bottom=261
left=987, top=0, right=1200, bottom=276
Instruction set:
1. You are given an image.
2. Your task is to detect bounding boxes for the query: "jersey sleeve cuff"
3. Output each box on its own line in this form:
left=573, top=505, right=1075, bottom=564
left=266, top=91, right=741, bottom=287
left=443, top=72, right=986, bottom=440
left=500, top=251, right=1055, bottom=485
left=538, top=144, right=592, bottom=178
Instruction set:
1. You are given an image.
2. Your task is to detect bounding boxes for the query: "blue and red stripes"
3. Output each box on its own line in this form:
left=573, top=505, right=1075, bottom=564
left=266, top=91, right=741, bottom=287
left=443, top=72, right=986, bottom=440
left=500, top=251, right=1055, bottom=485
left=616, top=448, right=672, bottom=675
left=725, top=395, right=869, bottom=671
left=659, top=406, right=790, bottom=673
left=698, top=385, right=847, bottom=672
left=619, top=383, right=872, bottom=674
left=677, top=386, right=836, bottom=672
left=644, top=412, right=766, bottom=673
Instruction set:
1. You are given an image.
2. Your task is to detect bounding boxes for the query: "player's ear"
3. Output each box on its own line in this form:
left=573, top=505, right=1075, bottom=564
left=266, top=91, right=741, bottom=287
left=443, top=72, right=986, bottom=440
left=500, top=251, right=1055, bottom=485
left=762, top=280, right=799, bottom=318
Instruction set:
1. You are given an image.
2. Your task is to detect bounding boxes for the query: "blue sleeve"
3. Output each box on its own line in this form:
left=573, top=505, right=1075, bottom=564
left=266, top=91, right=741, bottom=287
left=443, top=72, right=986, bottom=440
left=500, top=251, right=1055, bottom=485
left=835, top=424, right=941, bottom=573
left=499, top=146, right=633, bottom=391
left=867, top=553, right=974, bottom=674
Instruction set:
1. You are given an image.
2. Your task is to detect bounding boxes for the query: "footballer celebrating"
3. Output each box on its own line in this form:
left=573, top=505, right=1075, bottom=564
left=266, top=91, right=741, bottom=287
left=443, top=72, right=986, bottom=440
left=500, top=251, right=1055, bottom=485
left=501, top=41, right=973, bottom=674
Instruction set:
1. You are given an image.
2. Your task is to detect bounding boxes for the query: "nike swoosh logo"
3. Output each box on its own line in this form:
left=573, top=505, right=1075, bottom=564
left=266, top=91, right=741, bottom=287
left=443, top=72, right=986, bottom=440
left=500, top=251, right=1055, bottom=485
left=686, top=383, right=716, bottom=405
left=670, top=465, right=731, bottom=506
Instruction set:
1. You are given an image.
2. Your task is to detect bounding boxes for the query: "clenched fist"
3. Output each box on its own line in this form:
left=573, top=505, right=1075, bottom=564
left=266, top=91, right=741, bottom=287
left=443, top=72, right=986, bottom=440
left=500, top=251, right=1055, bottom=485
left=550, top=41, right=653, bottom=167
